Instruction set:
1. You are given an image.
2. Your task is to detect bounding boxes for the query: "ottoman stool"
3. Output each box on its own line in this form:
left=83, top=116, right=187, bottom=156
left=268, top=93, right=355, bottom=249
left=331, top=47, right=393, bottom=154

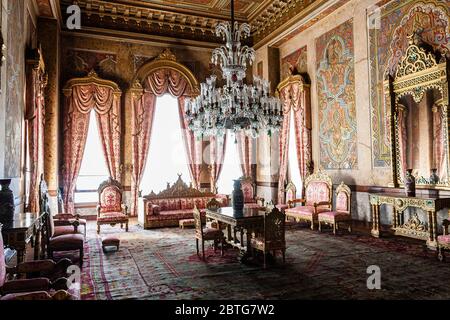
left=102, top=235, right=120, bottom=253
left=179, top=219, right=195, bottom=229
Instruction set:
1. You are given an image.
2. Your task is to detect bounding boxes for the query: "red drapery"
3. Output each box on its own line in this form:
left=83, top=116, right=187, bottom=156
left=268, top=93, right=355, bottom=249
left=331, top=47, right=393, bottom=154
left=130, top=68, right=198, bottom=216
left=277, top=78, right=312, bottom=204
left=25, top=62, right=46, bottom=213
left=236, top=132, right=254, bottom=179
left=63, top=82, right=122, bottom=214
left=209, top=134, right=227, bottom=193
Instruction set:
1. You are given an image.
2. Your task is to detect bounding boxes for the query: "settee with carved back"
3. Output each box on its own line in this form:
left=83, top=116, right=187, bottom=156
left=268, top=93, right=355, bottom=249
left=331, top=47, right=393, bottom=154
left=139, top=175, right=228, bottom=229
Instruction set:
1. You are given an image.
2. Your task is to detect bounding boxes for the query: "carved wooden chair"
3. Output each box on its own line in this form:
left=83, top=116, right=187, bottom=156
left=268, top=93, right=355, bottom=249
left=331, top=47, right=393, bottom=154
left=240, top=177, right=265, bottom=209
left=276, top=181, right=297, bottom=212
left=97, top=177, right=129, bottom=234
left=53, top=188, right=87, bottom=237
left=193, top=206, right=225, bottom=260
left=250, top=207, right=286, bottom=268
left=437, top=219, right=450, bottom=261
left=318, top=182, right=352, bottom=235
left=285, top=171, right=332, bottom=230
left=0, top=223, right=74, bottom=300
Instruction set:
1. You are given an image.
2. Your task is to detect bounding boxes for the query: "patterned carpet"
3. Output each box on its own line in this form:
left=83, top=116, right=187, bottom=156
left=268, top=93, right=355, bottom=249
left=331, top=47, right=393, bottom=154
left=76, top=220, right=450, bottom=300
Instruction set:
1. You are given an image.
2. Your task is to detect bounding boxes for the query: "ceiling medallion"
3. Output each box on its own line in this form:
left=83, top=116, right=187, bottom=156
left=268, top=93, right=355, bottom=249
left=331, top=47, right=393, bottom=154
left=185, top=0, right=283, bottom=139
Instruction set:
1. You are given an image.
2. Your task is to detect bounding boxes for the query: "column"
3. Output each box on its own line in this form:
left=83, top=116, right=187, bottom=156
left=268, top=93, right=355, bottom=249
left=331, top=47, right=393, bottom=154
left=38, top=18, right=60, bottom=213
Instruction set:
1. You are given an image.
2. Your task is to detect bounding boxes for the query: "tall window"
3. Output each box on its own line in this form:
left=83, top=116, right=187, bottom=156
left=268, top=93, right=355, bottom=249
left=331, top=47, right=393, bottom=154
left=288, top=110, right=302, bottom=197
left=140, top=94, right=191, bottom=194
left=75, top=111, right=109, bottom=203
left=217, top=133, right=242, bottom=195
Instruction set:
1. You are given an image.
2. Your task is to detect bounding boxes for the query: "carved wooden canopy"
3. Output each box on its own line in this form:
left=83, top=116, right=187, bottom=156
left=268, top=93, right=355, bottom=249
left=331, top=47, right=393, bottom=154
left=143, top=174, right=214, bottom=199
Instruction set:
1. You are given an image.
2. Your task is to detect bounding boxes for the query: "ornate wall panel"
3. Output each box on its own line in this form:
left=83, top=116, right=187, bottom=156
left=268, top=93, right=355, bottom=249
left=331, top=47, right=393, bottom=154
left=4, top=0, right=25, bottom=178
left=66, top=49, right=118, bottom=77
left=368, top=0, right=450, bottom=168
left=316, top=19, right=357, bottom=170
left=280, top=45, right=307, bottom=80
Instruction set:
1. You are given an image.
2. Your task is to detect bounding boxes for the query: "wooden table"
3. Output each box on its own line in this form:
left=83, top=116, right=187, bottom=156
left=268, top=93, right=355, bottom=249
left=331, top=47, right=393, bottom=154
left=205, top=207, right=265, bottom=258
left=369, top=193, right=450, bottom=249
left=1, top=211, right=46, bottom=263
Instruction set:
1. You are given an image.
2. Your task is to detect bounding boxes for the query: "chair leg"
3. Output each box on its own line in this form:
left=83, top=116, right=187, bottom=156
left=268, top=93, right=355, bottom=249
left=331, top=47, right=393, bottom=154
left=438, top=246, right=445, bottom=262
left=318, top=220, right=322, bottom=232
left=97, top=224, right=100, bottom=234
left=310, top=220, right=314, bottom=230
left=282, top=250, right=286, bottom=264
left=220, top=238, right=224, bottom=256
left=348, top=221, right=352, bottom=233
left=196, top=238, right=199, bottom=256
left=333, top=223, right=336, bottom=235
left=79, top=247, right=84, bottom=268
left=263, top=252, right=266, bottom=269
left=202, top=240, right=205, bottom=261
left=126, top=222, right=129, bottom=232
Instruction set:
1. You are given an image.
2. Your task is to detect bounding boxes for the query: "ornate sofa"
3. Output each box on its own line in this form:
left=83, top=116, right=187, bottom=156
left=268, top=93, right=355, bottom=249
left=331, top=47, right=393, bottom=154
left=139, top=175, right=228, bottom=229
left=285, top=171, right=332, bottom=230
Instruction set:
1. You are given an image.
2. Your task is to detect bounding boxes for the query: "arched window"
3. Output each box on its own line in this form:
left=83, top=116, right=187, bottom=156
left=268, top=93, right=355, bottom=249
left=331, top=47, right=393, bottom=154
left=75, top=111, right=109, bottom=203
left=140, top=94, right=191, bottom=194
left=287, top=110, right=302, bottom=197
left=217, top=133, right=243, bottom=195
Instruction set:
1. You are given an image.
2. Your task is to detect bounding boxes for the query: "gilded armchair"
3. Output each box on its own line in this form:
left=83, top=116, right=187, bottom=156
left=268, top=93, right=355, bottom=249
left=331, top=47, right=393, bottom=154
left=0, top=223, right=75, bottom=300
left=285, top=171, right=332, bottom=230
left=250, top=207, right=286, bottom=268
left=194, top=206, right=225, bottom=260
left=240, top=177, right=264, bottom=209
left=437, top=219, right=450, bottom=261
left=97, top=177, right=129, bottom=234
left=276, top=181, right=297, bottom=212
left=318, top=182, right=352, bottom=235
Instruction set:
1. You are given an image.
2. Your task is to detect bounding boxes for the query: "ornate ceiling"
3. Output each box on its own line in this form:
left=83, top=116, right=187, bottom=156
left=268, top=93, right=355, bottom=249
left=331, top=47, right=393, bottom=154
left=58, top=0, right=326, bottom=46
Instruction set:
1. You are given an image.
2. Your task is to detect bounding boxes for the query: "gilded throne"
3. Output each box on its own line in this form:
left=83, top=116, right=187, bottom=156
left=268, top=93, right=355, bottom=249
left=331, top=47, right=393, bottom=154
left=97, top=178, right=129, bottom=234
left=285, top=171, right=332, bottom=230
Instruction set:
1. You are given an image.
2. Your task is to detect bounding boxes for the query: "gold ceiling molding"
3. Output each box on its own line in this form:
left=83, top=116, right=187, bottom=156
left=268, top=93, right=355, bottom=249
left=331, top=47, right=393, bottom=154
left=63, top=70, right=122, bottom=96
left=59, top=0, right=320, bottom=46
left=132, top=49, right=200, bottom=96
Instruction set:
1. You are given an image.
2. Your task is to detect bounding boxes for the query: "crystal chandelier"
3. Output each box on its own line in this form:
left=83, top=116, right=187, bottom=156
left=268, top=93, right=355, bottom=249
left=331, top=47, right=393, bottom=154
left=185, top=0, right=283, bottom=138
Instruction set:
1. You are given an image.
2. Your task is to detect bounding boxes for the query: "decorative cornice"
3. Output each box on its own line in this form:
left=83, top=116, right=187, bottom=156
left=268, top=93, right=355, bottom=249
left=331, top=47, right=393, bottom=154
left=63, top=70, right=122, bottom=95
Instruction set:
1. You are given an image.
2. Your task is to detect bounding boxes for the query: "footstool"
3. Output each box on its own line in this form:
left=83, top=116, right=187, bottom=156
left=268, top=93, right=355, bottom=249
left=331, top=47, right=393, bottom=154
left=102, top=235, right=120, bottom=253
left=179, top=219, right=195, bottom=229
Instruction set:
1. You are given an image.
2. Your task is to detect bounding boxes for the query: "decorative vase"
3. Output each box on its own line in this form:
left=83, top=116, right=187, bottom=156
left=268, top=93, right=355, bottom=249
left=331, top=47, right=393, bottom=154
left=404, top=169, right=416, bottom=197
left=0, top=179, right=14, bottom=224
left=231, top=179, right=244, bottom=212
left=429, top=168, right=439, bottom=184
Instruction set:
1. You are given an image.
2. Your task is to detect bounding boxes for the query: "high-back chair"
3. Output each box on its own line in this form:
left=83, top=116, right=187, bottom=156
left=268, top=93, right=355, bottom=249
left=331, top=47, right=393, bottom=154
left=53, top=188, right=87, bottom=237
left=285, top=171, right=332, bottom=230
left=240, top=177, right=264, bottom=209
left=97, top=177, right=129, bottom=234
left=250, top=207, right=286, bottom=268
left=276, top=181, right=297, bottom=212
left=437, top=218, right=450, bottom=261
left=318, top=182, right=352, bottom=235
left=39, top=178, right=84, bottom=267
left=193, top=206, right=225, bottom=261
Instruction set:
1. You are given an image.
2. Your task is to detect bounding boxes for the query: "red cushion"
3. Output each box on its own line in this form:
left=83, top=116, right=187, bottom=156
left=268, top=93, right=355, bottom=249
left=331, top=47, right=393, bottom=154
left=438, top=234, right=450, bottom=244
left=286, top=206, right=329, bottom=215
left=97, top=212, right=128, bottom=223
left=54, top=226, right=82, bottom=237
left=202, top=228, right=223, bottom=240
left=49, top=234, right=84, bottom=250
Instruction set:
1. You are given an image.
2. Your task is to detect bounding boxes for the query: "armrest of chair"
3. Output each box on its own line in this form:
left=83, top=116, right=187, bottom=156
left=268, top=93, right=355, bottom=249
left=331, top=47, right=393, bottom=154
left=314, top=201, right=332, bottom=207
left=121, top=203, right=129, bottom=216
left=1, top=278, right=50, bottom=294
left=1, top=289, right=74, bottom=301
left=288, top=198, right=306, bottom=208
left=147, top=204, right=161, bottom=216
left=12, top=258, right=72, bottom=276
left=443, top=219, right=450, bottom=235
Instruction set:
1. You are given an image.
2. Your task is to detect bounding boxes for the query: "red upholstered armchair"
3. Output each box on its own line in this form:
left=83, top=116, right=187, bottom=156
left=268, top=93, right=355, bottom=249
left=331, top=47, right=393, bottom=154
left=97, top=177, right=129, bottom=234
left=318, top=182, right=352, bottom=235
left=0, top=224, right=75, bottom=300
left=240, top=177, right=264, bottom=209
left=53, top=188, right=87, bottom=237
left=285, top=171, right=332, bottom=230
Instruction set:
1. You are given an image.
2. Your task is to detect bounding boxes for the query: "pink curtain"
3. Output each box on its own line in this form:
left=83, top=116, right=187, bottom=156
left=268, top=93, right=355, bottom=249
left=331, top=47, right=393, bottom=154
left=397, top=105, right=408, bottom=178
left=130, top=92, right=156, bottom=217
left=277, top=79, right=312, bottom=204
left=63, top=84, right=121, bottom=214
left=236, top=132, right=254, bottom=179
left=178, top=96, right=202, bottom=189
left=130, top=68, right=197, bottom=216
left=25, top=65, right=46, bottom=213
left=209, top=134, right=227, bottom=193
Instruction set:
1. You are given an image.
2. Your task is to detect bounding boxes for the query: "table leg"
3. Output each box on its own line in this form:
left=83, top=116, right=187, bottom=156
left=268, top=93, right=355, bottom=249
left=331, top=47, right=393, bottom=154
left=427, top=211, right=438, bottom=249
left=371, top=204, right=380, bottom=237
left=393, top=207, right=397, bottom=229
left=34, top=228, right=41, bottom=260
left=17, top=249, right=25, bottom=264
left=227, top=225, right=232, bottom=242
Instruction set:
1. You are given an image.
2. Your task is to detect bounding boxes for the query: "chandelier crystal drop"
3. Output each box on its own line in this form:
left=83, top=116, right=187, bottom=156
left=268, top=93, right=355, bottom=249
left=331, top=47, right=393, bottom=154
left=185, top=0, right=283, bottom=139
